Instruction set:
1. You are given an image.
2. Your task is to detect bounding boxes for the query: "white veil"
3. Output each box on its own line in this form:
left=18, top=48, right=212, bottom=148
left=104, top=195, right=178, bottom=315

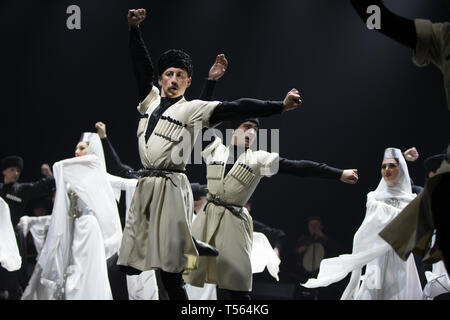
left=372, top=147, right=415, bottom=203
left=79, top=132, right=137, bottom=206
left=79, top=132, right=106, bottom=171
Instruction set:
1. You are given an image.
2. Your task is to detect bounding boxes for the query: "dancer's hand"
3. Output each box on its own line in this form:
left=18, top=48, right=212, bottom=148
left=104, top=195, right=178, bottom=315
left=95, top=121, right=107, bottom=139
left=208, top=54, right=228, bottom=81
left=128, top=9, right=146, bottom=29
left=340, top=169, right=358, bottom=184
left=17, top=216, right=31, bottom=237
left=404, top=147, right=419, bottom=162
left=282, top=88, right=302, bottom=112
left=41, top=163, right=53, bottom=177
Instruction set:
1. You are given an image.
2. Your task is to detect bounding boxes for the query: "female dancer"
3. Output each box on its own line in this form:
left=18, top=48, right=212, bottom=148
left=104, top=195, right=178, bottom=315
left=303, top=147, right=423, bottom=300
left=22, top=133, right=122, bottom=300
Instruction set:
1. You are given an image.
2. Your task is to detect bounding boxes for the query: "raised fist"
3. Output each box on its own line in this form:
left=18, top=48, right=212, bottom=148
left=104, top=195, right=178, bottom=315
left=128, top=9, right=146, bottom=28
left=282, top=88, right=302, bottom=112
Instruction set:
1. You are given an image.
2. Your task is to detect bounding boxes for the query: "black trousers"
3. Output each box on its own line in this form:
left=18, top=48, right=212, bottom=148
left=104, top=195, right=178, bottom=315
left=217, top=288, right=251, bottom=300
left=159, top=270, right=188, bottom=300
left=432, top=176, right=450, bottom=274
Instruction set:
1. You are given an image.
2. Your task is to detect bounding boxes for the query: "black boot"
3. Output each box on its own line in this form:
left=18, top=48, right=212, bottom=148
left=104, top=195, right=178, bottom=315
left=192, top=237, right=219, bottom=256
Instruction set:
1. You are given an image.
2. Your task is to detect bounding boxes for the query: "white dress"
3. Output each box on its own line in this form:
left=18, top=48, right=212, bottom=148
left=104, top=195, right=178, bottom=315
left=303, top=148, right=423, bottom=300
left=18, top=215, right=52, bottom=258
left=0, top=197, right=21, bottom=272
left=22, top=155, right=122, bottom=300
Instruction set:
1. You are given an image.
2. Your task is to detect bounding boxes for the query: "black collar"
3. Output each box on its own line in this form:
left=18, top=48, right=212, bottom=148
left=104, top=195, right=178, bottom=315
left=160, top=95, right=183, bottom=107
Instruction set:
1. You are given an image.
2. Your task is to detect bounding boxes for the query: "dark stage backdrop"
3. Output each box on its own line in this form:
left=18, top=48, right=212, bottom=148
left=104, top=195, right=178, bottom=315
left=1, top=0, right=449, bottom=292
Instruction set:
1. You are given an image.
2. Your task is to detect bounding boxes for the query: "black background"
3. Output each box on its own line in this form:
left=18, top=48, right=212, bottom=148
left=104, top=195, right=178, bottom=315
left=1, top=0, right=449, bottom=296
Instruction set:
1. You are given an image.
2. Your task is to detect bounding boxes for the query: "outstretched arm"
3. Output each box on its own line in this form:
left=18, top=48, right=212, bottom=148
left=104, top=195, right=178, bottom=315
left=278, top=157, right=359, bottom=184
left=209, top=88, right=303, bottom=125
left=96, top=122, right=135, bottom=178
left=199, top=54, right=228, bottom=101
left=128, top=9, right=155, bottom=102
left=350, top=0, right=416, bottom=49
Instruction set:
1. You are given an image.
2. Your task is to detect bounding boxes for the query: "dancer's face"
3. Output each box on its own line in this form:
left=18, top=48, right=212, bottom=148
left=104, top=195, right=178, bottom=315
left=232, top=121, right=259, bottom=147
left=158, top=67, right=191, bottom=98
left=194, top=196, right=206, bottom=212
left=308, top=219, right=322, bottom=235
left=75, top=141, right=89, bottom=157
left=2, top=166, right=21, bottom=184
left=381, top=158, right=400, bottom=185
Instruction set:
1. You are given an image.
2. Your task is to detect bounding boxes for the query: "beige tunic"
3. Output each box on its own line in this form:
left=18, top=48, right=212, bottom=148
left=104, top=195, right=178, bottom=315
left=379, top=145, right=450, bottom=264
left=118, top=86, right=221, bottom=273
left=185, top=137, right=279, bottom=291
left=413, top=19, right=450, bottom=110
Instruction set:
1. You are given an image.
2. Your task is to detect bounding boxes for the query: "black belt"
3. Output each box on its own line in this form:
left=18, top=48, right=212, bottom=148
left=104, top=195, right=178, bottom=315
left=132, top=168, right=185, bottom=187
left=205, top=193, right=244, bottom=217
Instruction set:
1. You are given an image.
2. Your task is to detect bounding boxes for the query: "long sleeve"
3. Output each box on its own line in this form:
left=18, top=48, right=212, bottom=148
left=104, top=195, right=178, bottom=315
left=130, top=26, right=155, bottom=102
left=209, top=99, right=283, bottom=126
left=199, top=79, right=217, bottom=101
left=19, top=177, right=55, bottom=201
left=350, top=0, right=416, bottom=49
left=253, top=219, right=286, bottom=250
left=278, top=157, right=343, bottom=179
left=101, top=137, right=135, bottom=179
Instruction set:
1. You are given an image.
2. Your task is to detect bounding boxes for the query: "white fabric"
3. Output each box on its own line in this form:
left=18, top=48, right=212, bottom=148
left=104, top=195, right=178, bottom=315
left=22, top=214, right=112, bottom=300
left=0, top=197, right=21, bottom=271
left=303, top=148, right=423, bottom=300
left=107, top=174, right=138, bottom=221
left=64, top=215, right=112, bottom=299
left=251, top=232, right=281, bottom=281
left=23, top=155, right=122, bottom=299
left=18, top=215, right=52, bottom=258
left=423, top=261, right=450, bottom=300
left=80, top=132, right=106, bottom=170
left=126, top=271, right=159, bottom=300
left=186, top=283, right=217, bottom=300
left=422, top=234, right=450, bottom=299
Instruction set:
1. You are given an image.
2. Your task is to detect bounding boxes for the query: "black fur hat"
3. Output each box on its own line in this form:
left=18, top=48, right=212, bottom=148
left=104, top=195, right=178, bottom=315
left=1, top=155, right=24, bottom=171
left=158, top=49, right=193, bottom=77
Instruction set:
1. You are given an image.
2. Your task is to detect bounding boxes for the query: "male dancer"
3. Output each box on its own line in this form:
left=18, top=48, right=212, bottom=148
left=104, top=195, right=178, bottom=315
left=0, top=156, right=54, bottom=299
left=185, top=118, right=358, bottom=300
left=117, top=8, right=303, bottom=300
